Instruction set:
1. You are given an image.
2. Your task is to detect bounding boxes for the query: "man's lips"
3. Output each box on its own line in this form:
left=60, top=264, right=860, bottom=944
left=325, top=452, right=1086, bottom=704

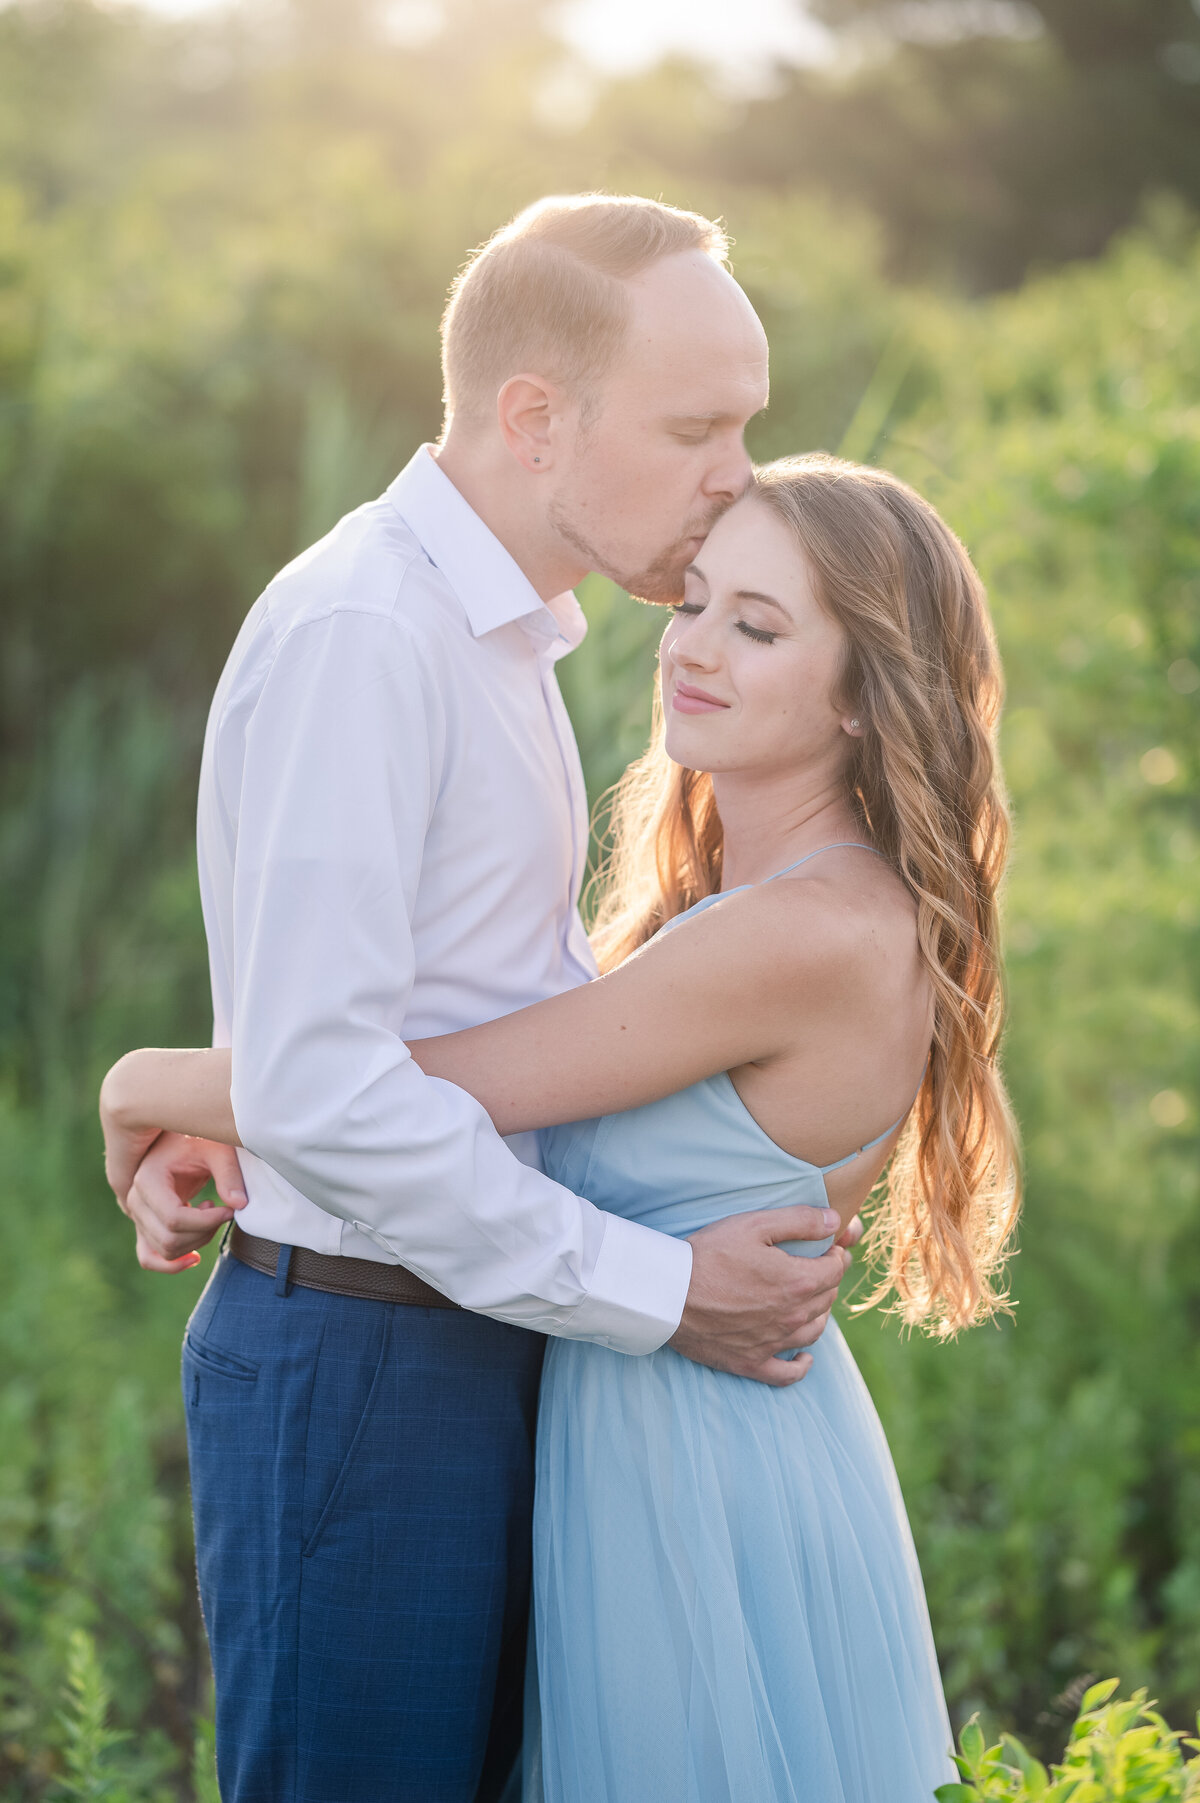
left=672, top=682, right=731, bottom=715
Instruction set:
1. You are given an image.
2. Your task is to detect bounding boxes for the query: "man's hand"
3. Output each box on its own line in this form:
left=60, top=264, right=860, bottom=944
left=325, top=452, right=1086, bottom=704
left=119, top=1132, right=247, bottom=1274
left=668, top=1205, right=853, bottom=1388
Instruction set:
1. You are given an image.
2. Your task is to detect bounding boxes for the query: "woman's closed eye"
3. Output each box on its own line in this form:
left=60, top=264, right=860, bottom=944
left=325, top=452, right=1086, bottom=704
left=670, top=601, right=778, bottom=646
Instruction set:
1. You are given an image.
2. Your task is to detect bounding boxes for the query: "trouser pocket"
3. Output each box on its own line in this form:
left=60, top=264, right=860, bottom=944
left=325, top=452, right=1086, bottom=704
left=300, top=1306, right=393, bottom=1557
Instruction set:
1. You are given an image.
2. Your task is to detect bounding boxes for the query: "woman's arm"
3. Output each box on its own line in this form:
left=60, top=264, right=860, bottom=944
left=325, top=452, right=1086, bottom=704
left=99, top=885, right=875, bottom=1274
left=102, top=1046, right=239, bottom=1142
left=100, top=1048, right=239, bottom=1202
left=409, top=881, right=860, bottom=1135
left=99, top=1048, right=246, bottom=1276
left=98, top=877, right=869, bottom=1166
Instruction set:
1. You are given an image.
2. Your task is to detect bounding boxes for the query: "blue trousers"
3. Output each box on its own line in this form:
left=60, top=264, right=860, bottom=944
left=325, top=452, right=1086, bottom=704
left=184, top=1250, right=546, bottom=1803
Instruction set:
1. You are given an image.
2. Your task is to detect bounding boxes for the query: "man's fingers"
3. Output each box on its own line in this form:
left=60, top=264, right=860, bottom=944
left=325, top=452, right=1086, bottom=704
left=757, top=1203, right=841, bottom=1245
left=746, top=1351, right=814, bottom=1388
left=784, top=1244, right=851, bottom=1289
left=776, top=1247, right=848, bottom=1317
left=789, top=1308, right=833, bottom=1349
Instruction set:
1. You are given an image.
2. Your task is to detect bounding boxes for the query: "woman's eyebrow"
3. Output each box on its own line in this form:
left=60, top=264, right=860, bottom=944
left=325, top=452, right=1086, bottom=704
left=735, top=588, right=793, bottom=620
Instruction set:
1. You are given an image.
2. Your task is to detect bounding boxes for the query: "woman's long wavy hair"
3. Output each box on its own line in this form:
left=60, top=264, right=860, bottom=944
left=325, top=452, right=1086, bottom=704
left=589, top=453, right=1020, bottom=1334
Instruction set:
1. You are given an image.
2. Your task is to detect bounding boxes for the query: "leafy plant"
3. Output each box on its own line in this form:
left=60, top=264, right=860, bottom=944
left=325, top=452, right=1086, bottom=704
left=938, top=1682, right=1200, bottom=1801
left=53, top=1630, right=132, bottom=1801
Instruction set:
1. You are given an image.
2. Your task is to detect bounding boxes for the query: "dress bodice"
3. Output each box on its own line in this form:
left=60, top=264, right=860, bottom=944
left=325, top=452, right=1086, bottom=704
left=539, top=1063, right=836, bottom=1258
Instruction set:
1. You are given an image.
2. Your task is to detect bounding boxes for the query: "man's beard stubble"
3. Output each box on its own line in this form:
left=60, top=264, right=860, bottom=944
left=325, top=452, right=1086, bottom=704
left=548, top=495, right=732, bottom=606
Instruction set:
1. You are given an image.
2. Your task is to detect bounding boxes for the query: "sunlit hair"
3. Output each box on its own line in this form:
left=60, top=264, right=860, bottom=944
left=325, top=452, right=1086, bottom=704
left=590, top=453, right=1020, bottom=1335
left=441, top=193, right=728, bottom=425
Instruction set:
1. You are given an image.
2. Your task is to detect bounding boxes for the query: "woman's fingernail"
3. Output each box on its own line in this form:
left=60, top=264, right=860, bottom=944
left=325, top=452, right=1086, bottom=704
left=822, top=1209, right=840, bottom=1231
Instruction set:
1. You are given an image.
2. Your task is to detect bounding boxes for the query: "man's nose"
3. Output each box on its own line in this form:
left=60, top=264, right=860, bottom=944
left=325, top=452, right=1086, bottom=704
left=701, top=437, right=753, bottom=506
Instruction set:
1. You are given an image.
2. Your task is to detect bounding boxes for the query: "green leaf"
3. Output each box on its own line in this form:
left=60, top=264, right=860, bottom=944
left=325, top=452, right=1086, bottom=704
left=934, top=1787, right=978, bottom=1802
left=960, top=1721, right=988, bottom=1767
left=1001, top=1734, right=1049, bottom=1793
left=1078, top=1678, right=1121, bottom=1715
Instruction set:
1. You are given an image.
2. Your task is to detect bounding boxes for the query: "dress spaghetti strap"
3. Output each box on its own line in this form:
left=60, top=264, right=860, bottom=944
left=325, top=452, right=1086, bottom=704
left=763, top=841, right=881, bottom=884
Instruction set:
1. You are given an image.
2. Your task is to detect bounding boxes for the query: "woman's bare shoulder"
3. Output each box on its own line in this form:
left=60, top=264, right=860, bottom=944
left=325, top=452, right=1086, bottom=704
left=689, top=854, right=921, bottom=1004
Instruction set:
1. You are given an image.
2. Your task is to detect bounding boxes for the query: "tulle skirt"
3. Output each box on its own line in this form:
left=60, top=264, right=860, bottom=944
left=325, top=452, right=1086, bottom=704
left=525, top=1318, right=954, bottom=1803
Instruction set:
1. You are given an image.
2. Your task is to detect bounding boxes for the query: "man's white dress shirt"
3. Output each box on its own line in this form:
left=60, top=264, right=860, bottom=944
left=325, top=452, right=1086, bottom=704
left=197, top=444, right=693, bottom=1354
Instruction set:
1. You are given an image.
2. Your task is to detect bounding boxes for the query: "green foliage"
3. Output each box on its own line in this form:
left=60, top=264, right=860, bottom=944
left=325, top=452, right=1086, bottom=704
left=41, top=1629, right=206, bottom=1803
left=937, top=1681, right=1200, bottom=1800
left=54, top=1630, right=131, bottom=1801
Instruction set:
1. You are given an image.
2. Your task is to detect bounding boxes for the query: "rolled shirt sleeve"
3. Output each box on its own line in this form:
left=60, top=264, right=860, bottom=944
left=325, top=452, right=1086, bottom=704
left=228, top=607, right=693, bottom=1353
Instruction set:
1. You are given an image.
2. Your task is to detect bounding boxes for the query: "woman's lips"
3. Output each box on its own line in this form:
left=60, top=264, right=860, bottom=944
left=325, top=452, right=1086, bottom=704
left=672, top=682, right=731, bottom=714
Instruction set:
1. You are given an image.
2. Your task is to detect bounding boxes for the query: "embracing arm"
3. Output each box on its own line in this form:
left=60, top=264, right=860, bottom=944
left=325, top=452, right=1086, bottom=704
left=406, top=881, right=846, bottom=1135
left=99, top=880, right=863, bottom=1378
left=98, top=880, right=807, bottom=1170
left=103, top=1048, right=237, bottom=1151
left=94, top=893, right=784, bottom=1249
left=95, top=880, right=792, bottom=1213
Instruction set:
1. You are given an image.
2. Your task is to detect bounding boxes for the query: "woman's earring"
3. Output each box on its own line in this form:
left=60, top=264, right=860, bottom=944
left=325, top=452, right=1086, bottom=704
left=850, top=717, right=861, bottom=730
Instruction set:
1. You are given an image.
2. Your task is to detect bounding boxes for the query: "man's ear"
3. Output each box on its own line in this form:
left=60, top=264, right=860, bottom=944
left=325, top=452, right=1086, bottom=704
left=496, top=373, right=564, bottom=472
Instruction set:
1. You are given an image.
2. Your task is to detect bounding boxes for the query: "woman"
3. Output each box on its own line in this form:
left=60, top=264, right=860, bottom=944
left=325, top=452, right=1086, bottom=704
left=102, top=454, right=1019, bottom=1802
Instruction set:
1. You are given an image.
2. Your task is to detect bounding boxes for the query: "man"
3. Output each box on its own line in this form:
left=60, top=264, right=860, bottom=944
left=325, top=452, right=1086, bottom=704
left=114, top=194, right=856, bottom=1803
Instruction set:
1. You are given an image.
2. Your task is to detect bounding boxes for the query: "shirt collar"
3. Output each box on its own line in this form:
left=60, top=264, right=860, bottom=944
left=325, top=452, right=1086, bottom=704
left=386, top=444, right=585, bottom=651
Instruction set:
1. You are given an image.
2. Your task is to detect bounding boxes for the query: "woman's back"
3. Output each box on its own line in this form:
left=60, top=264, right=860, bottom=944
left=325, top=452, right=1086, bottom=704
left=541, top=843, right=929, bottom=1245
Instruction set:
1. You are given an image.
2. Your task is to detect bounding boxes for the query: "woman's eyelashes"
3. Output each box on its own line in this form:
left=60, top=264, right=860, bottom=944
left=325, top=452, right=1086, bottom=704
left=671, top=601, right=778, bottom=646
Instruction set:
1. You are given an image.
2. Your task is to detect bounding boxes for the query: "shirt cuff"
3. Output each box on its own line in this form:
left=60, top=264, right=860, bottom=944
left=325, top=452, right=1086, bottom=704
left=561, top=1212, right=694, bottom=1356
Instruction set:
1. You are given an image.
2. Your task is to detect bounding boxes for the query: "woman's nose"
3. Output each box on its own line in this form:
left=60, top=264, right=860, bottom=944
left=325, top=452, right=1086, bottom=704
left=666, top=618, right=721, bottom=675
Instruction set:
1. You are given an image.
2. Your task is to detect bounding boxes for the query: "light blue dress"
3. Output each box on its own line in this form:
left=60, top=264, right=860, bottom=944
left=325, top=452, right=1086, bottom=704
left=526, top=846, right=955, bottom=1803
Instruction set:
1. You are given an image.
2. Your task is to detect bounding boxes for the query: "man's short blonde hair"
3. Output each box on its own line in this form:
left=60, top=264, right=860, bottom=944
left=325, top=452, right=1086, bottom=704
left=441, top=194, right=729, bottom=426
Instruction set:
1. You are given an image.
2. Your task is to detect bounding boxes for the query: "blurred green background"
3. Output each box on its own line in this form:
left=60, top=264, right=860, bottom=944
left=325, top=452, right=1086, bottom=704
left=0, top=0, right=1197, bottom=1795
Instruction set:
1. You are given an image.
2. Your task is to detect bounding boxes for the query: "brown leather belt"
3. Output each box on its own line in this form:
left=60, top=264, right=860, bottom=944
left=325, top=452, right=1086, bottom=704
left=229, top=1223, right=463, bottom=1310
